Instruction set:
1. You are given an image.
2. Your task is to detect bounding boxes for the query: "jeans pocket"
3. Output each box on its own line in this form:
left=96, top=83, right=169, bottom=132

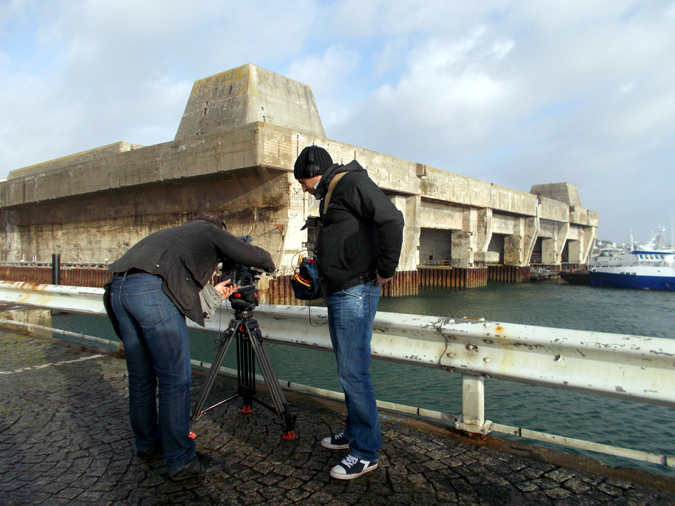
left=342, top=285, right=366, bottom=300
left=125, top=289, right=166, bottom=326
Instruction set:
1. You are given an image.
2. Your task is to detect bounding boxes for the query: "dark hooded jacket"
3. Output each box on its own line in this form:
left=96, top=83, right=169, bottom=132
left=314, top=160, right=404, bottom=296
left=103, top=220, right=275, bottom=332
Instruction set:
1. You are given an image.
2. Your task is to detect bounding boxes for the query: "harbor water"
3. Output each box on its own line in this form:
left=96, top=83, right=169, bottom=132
left=51, top=281, right=675, bottom=476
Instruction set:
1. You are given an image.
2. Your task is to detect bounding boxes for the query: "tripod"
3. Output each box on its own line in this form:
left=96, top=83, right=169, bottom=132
left=190, top=289, right=296, bottom=440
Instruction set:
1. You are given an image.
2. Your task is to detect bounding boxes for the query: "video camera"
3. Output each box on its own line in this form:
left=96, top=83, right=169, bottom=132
left=220, top=235, right=263, bottom=312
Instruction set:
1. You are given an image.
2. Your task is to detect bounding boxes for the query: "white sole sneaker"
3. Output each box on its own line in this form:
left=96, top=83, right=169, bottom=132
left=321, top=434, right=350, bottom=450
left=330, top=458, right=378, bottom=480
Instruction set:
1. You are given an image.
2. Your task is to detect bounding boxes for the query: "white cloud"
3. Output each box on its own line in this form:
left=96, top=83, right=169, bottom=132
left=286, top=45, right=361, bottom=129
left=287, top=45, right=360, bottom=97
left=0, top=0, right=317, bottom=174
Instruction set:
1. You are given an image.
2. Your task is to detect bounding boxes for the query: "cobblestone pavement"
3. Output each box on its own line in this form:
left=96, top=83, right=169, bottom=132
left=2, top=330, right=675, bottom=505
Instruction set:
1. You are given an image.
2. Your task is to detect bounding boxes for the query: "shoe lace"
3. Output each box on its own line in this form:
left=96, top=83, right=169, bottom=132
left=335, top=432, right=345, bottom=440
left=341, top=455, right=359, bottom=469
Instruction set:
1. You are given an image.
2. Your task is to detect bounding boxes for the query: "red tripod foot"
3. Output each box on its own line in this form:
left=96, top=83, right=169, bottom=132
left=188, top=431, right=197, bottom=439
left=241, top=405, right=253, bottom=414
left=282, top=430, right=296, bottom=440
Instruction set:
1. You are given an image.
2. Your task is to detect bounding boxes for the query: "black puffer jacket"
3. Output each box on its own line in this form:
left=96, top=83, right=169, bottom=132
left=104, top=220, right=275, bottom=327
left=314, top=160, right=404, bottom=296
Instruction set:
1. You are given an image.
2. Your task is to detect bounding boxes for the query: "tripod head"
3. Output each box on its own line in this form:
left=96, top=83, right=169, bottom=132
left=229, top=285, right=259, bottom=314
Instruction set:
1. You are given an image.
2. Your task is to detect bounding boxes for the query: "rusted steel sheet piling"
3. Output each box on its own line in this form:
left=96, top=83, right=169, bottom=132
left=0, top=265, right=533, bottom=304
left=418, top=267, right=490, bottom=289
left=488, top=265, right=531, bottom=283
left=380, top=271, right=419, bottom=298
left=0, top=265, right=113, bottom=288
left=268, top=275, right=308, bottom=306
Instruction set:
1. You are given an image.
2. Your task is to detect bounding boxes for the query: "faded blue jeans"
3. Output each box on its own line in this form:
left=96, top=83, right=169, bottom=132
left=108, top=273, right=195, bottom=472
left=326, top=281, right=382, bottom=462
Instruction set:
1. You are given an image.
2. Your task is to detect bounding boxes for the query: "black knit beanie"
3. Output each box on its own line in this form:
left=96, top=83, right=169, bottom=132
left=293, top=146, right=333, bottom=179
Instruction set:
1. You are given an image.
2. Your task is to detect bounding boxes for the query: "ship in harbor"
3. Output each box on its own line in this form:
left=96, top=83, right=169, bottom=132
left=588, top=227, right=675, bottom=290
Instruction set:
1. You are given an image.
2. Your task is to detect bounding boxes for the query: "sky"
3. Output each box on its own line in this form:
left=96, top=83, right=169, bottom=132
left=0, top=0, right=674, bottom=244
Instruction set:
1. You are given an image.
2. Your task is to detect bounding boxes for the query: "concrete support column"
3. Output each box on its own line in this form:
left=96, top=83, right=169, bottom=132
left=523, top=214, right=539, bottom=265
left=504, top=217, right=527, bottom=266
left=541, top=238, right=556, bottom=264
left=567, top=240, right=582, bottom=263
left=391, top=195, right=420, bottom=272
left=452, top=208, right=477, bottom=268
left=474, top=209, right=493, bottom=266
left=580, top=226, right=596, bottom=264
left=541, top=222, right=569, bottom=266
left=557, top=222, right=570, bottom=264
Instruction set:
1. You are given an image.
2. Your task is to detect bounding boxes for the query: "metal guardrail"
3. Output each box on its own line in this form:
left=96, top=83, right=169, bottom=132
left=1, top=280, right=674, bottom=467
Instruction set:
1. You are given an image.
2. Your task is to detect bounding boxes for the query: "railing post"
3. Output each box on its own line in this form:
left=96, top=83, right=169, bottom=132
left=455, top=374, right=492, bottom=435
left=51, top=254, right=60, bottom=285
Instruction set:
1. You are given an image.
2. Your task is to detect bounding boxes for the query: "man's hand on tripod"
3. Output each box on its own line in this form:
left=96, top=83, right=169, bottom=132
left=214, top=279, right=240, bottom=300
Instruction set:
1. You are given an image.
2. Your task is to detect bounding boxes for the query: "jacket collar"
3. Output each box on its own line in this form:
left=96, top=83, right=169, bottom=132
left=314, top=160, right=364, bottom=200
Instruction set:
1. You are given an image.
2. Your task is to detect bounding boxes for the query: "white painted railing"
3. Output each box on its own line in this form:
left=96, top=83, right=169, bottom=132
left=1, top=280, right=674, bottom=467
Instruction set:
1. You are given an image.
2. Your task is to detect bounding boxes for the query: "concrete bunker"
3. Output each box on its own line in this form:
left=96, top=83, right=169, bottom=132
left=0, top=64, right=598, bottom=299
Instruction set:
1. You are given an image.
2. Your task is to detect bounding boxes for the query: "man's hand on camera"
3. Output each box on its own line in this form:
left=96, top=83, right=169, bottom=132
left=214, top=279, right=240, bottom=300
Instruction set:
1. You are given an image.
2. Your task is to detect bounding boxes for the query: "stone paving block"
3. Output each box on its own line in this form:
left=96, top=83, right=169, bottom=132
left=545, top=467, right=577, bottom=482
left=586, top=487, right=614, bottom=502
left=563, top=476, right=593, bottom=494
left=240, top=491, right=266, bottom=505
left=605, top=476, right=635, bottom=489
left=544, top=486, right=573, bottom=500
left=514, top=480, right=540, bottom=493
left=596, top=480, right=624, bottom=497
left=531, top=477, right=561, bottom=491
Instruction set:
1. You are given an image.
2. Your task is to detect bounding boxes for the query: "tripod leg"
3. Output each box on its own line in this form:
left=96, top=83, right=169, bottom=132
left=190, top=322, right=236, bottom=425
left=237, top=330, right=255, bottom=414
left=244, top=320, right=297, bottom=439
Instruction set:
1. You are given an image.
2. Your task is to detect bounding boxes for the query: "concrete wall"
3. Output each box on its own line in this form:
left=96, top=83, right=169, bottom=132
left=0, top=63, right=598, bottom=277
left=175, top=64, right=325, bottom=140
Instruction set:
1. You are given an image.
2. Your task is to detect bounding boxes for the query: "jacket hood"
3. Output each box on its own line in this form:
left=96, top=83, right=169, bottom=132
left=314, top=160, right=365, bottom=201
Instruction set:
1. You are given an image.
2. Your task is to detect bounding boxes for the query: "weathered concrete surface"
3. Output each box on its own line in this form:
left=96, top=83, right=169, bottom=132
left=531, top=184, right=582, bottom=209
left=0, top=64, right=598, bottom=272
left=176, top=64, right=325, bottom=140
left=6, top=142, right=142, bottom=181
left=2, top=329, right=675, bottom=505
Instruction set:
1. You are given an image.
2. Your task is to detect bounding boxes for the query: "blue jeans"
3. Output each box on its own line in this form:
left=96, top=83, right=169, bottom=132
left=327, top=282, right=381, bottom=462
left=108, top=273, right=195, bottom=471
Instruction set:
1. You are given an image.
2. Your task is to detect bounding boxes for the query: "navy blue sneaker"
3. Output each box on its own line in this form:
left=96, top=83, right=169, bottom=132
left=168, top=453, right=223, bottom=482
left=321, top=432, right=350, bottom=450
left=330, top=455, right=378, bottom=480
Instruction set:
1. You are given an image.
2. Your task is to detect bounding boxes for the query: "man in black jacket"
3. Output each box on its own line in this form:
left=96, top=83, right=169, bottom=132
left=104, top=213, right=275, bottom=481
left=294, top=146, right=404, bottom=480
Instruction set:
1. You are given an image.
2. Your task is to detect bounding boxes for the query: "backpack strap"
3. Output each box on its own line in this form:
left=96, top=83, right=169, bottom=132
left=323, top=172, right=348, bottom=214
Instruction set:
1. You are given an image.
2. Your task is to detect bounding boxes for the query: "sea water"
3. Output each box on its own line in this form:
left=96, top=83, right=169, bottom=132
left=51, top=281, right=675, bottom=476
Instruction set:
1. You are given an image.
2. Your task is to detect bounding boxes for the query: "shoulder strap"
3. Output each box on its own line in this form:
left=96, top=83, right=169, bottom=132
left=323, top=172, right=348, bottom=214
